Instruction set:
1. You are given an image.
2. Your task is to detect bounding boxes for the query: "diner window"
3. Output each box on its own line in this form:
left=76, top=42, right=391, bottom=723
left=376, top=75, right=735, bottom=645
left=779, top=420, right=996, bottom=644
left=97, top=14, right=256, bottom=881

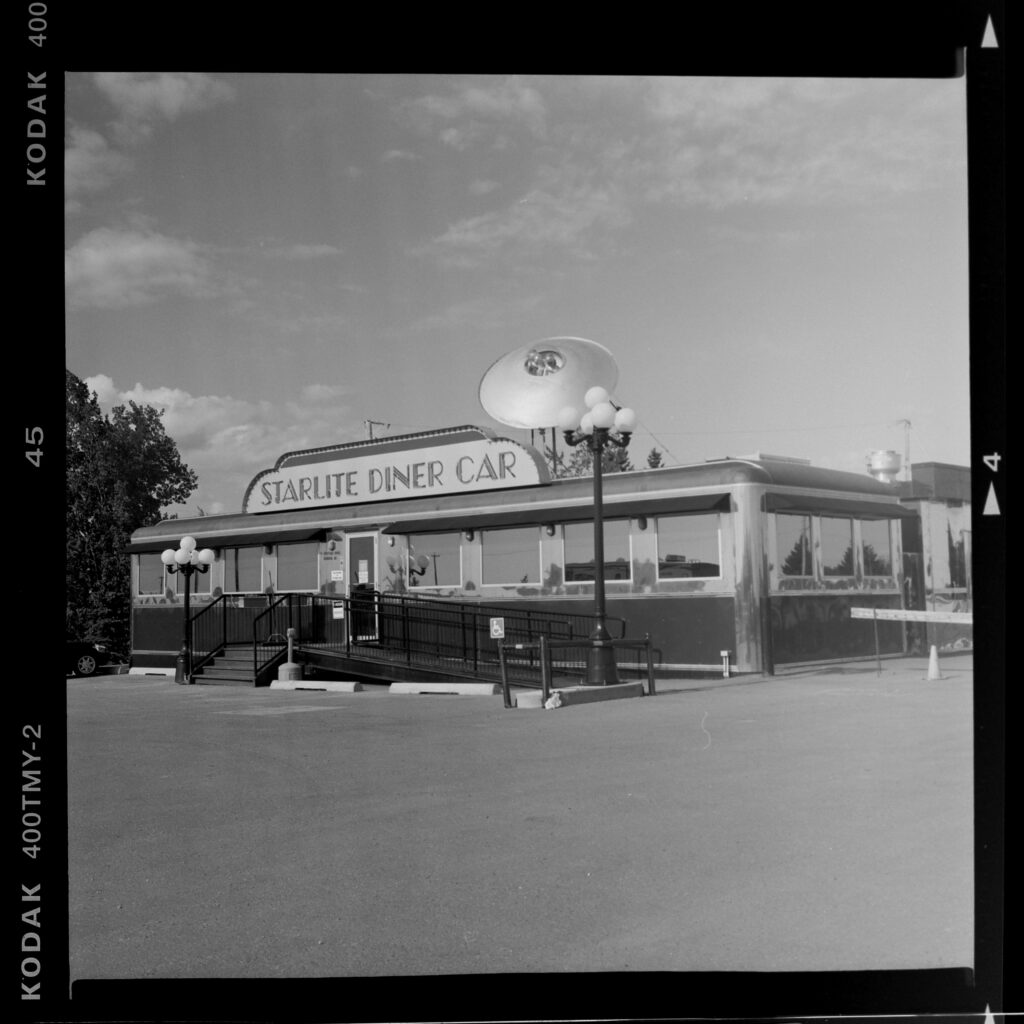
left=777, top=514, right=813, bottom=577
left=408, top=533, right=461, bottom=588
left=861, top=519, right=893, bottom=576
left=821, top=516, right=854, bottom=576
left=175, top=560, right=212, bottom=595
left=225, top=546, right=262, bottom=592
left=656, top=514, right=721, bottom=579
left=481, top=527, right=540, bottom=585
left=947, top=524, right=967, bottom=588
left=138, top=552, right=166, bottom=594
left=277, top=541, right=320, bottom=591
left=563, top=520, right=631, bottom=582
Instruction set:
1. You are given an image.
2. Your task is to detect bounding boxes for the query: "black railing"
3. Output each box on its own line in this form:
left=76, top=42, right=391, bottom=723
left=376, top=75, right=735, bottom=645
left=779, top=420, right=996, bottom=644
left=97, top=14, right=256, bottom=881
left=263, top=591, right=625, bottom=681
left=189, top=594, right=228, bottom=673
left=191, top=590, right=635, bottom=684
left=497, top=636, right=657, bottom=708
left=251, top=594, right=308, bottom=682
left=189, top=594, right=279, bottom=675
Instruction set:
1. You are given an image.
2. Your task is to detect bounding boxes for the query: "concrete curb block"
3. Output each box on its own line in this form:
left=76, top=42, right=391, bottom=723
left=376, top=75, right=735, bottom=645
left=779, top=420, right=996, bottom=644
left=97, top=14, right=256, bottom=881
left=270, top=680, right=364, bottom=692
left=389, top=682, right=502, bottom=696
left=515, top=682, right=645, bottom=708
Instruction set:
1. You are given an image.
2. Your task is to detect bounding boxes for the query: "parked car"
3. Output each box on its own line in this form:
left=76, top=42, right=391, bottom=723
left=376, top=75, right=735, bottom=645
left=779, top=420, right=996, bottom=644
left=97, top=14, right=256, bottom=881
left=66, top=640, right=123, bottom=677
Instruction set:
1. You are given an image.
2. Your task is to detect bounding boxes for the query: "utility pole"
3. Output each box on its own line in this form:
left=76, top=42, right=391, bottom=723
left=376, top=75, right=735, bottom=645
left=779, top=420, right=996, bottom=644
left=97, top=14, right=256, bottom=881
left=364, top=419, right=390, bottom=440
left=900, top=419, right=912, bottom=483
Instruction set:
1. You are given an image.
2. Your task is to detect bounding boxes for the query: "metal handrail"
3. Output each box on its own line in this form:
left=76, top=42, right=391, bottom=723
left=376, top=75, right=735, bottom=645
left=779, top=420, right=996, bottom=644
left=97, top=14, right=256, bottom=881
left=252, top=594, right=293, bottom=681
left=188, top=593, right=230, bottom=674
left=277, top=591, right=631, bottom=682
left=498, top=635, right=657, bottom=707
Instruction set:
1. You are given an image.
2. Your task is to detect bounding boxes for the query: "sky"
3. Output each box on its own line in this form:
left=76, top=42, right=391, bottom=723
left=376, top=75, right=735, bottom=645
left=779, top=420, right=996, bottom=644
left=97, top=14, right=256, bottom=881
left=64, top=73, right=970, bottom=517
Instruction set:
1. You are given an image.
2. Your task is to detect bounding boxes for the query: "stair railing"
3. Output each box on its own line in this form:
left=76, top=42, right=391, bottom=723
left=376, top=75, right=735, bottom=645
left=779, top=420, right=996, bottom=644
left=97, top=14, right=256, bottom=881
left=252, top=594, right=294, bottom=681
left=189, top=594, right=230, bottom=674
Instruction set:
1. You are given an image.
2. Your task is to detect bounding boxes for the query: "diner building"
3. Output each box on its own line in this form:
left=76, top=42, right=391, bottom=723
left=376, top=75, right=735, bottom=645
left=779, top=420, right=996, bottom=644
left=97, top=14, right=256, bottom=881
left=128, top=425, right=920, bottom=680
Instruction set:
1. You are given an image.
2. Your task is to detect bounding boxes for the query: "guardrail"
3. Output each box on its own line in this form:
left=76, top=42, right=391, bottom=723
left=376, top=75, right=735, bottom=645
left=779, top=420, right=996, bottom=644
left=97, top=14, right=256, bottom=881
left=260, top=591, right=629, bottom=682
left=497, top=635, right=657, bottom=708
left=850, top=606, right=973, bottom=674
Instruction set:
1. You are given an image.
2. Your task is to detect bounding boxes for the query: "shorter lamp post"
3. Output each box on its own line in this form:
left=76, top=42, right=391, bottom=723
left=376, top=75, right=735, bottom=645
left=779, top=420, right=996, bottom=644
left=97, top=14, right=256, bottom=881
left=558, top=387, right=637, bottom=685
left=161, top=536, right=215, bottom=684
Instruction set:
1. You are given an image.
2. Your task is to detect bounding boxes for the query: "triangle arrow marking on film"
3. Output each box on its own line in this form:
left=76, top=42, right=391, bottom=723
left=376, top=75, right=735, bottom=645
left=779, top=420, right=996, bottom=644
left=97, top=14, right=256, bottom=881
left=983, top=482, right=1001, bottom=515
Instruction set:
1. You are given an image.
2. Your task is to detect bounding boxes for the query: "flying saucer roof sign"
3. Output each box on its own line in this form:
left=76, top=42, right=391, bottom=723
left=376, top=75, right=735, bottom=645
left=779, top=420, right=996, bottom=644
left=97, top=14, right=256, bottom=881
left=243, top=426, right=550, bottom=514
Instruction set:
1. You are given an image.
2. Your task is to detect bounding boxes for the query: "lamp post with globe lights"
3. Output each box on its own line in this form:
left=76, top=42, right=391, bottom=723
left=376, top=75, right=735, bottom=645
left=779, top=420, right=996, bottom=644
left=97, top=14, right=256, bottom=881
left=558, top=387, right=638, bottom=685
left=160, top=536, right=215, bottom=684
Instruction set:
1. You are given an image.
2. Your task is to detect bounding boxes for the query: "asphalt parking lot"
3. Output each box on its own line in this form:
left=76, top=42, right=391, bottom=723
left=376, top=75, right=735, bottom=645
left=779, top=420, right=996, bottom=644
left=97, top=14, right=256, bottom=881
left=67, top=656, right=974, bottom=982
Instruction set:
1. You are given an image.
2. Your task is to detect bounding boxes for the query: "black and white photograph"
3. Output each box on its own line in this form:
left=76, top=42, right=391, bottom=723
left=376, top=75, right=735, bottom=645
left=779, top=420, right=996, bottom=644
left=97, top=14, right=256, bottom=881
left=18, top=3, right=1008, bottom=1022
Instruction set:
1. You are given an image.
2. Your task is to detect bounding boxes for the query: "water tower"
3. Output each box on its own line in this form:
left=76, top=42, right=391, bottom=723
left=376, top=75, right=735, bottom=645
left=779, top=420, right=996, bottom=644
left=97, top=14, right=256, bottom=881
left=866, top=449, right=902, bottom=483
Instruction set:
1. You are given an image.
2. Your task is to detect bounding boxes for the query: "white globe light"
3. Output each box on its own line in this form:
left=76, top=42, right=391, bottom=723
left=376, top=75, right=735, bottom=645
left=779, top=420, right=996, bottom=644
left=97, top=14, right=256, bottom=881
left=198, top=548, right=216, bottom=565
left=174, top=548, right=191, bottom=565
left=160, top=549, right=177, bottom=566
left=189, top=550, right=200, bottom=565
left=584, top=385, right=610, bottom=409
left=590, top=401, right=616, bottom=429
left=557, top=405, right=581, bottom=431
left=579, top=411, right=595, bottom=435
left=180, top=536, right=197, bottom=553
left=614, top=407, right=638, bottom=433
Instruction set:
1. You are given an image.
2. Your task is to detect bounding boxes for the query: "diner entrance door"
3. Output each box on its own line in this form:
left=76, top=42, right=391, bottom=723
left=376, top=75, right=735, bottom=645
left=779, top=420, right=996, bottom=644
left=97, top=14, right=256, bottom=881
left=346, top=532, right=379, bottom=641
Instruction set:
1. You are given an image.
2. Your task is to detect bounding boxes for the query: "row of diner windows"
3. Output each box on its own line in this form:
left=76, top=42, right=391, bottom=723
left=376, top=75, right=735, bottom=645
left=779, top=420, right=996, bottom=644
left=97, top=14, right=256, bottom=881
left=135, top=514, right=724, bottom=595
left=412, top=516, right=722, bottom=587
left=776, top=513, right=893, bottom=577
left=135, top=512, right=896, bottom=596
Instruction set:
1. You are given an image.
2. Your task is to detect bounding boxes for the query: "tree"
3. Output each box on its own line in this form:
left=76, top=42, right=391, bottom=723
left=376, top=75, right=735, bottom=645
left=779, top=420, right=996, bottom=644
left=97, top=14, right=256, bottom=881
left=66, top=371, right=198, bottom=652
left=646, top=447, right=664, bottom=468
left=544, top=440, right=634, bottom=478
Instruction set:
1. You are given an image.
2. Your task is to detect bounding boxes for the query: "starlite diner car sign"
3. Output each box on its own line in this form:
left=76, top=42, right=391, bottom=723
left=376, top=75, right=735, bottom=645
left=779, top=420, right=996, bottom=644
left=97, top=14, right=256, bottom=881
left=242, top=426, right=551, bottom=514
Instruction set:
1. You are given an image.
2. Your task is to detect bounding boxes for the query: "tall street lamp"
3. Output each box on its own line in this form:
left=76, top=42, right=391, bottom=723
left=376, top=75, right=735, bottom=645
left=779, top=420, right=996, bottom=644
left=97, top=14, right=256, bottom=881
left=558, top=387, right=637, bottom=685
left=161, top=536, right=215, bottom=684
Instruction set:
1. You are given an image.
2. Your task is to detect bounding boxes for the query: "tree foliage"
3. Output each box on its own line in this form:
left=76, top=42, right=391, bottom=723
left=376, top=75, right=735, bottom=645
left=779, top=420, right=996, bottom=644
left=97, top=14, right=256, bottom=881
left=66, top=371, right=198, bottom=651
left=544, top=439, right=634, bottom=478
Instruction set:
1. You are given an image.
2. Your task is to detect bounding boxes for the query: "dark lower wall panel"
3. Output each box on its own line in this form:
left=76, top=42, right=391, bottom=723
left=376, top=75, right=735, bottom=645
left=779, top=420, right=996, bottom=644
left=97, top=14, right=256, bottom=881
left=132, top=606, right=187, bottom=657
left=132, top=594, right=738, bottom=669
left=520, top=596, right=737, bottom=667
left=769, top=593, right=905, bottom=664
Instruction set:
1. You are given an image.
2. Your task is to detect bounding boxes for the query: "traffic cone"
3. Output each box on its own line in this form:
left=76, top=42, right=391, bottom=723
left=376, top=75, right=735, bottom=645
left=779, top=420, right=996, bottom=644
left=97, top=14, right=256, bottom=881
left=926, top=645, right=942, bottom=681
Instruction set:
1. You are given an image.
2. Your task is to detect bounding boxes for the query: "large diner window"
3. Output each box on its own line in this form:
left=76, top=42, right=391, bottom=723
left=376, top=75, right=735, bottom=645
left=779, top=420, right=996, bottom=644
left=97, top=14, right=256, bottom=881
left=821, top=516, right=855, bottom=576
left=563, top=520, right=631, bottom=582
left=175, top=559, right=212, bottom=595
left=408, top=533, right=461, bottom=588
left=777, top=514, right=813, bottom=577
left=137, top=552, right=166, bottom=594
left=481, top=526, right=540, bottom=585
left=225, top=546, right=263, bottom=592
left=276, top=541, right=320, bottom=591
left=656, top=514, right=721, bottom=579
left=861, top=519, right=893, bottom=576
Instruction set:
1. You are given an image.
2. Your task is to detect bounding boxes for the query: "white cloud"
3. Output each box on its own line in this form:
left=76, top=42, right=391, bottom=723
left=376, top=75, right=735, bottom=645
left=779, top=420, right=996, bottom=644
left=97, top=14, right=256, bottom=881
left=66, top=227, right=216, bottom=308
left=83, top=373, right=119, bottom=405
left=86, top=377, right=361, bottom=515
left=468, top=179, right=500, bottom=196
left=404, top=77, right=547, bottom=143
left=64, top=126, right=132, bottom=209
left=93, top=72, right=235, bottom=140
left=635, top=77, right=965, bottom=209
left=415, top=163, right=631, bottom=268
left=381, top=148, right=420, bottom=162
left=263, top=242, right=343, bottom=261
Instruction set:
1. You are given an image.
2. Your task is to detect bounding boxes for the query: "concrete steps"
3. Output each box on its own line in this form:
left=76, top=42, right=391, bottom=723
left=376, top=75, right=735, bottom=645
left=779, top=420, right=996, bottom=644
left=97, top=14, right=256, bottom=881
left=192, top=646, right=259, bottom=686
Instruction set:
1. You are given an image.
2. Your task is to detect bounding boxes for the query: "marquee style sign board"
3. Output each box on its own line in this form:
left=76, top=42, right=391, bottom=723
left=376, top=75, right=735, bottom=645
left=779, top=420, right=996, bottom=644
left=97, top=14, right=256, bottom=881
left=243, top=426, right=551, bottom=514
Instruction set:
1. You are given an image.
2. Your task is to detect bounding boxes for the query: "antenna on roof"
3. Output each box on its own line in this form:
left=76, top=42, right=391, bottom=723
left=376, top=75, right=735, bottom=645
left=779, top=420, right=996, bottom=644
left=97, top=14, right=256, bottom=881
left=897, top=419, right=912, bottom=482
left=364, top=419, right=390, bottom=440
